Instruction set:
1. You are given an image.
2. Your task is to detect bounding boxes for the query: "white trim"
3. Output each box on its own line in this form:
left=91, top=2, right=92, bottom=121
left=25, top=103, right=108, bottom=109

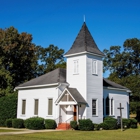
left=65, top=51, right=104, bottom=58
left=103, top=86, right=131, bottom=92
left=15, top=83, right=59, bottom=90
left=55, top=88, right=78, bottom=105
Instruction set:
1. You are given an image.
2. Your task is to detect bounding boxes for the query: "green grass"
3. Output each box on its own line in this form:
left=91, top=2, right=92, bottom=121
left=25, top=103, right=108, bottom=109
left=0, top=129, right=22, bottom=132
left=0, top=127, right=140, bottom=140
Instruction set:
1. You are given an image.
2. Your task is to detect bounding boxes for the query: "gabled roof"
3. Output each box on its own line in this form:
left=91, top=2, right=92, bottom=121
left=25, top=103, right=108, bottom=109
left=67, top=88, right=87, bottom=104
left=103, top=78, right=130, bottom=91
left=16, top=68, right=66, bottom=89
left=65, top=22, right=104, bottom=56
left=55, top=87, right=87, bottom=105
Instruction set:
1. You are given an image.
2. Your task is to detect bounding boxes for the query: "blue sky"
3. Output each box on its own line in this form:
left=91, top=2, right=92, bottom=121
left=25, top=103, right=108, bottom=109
left=1, top=0, right=140, bottom=77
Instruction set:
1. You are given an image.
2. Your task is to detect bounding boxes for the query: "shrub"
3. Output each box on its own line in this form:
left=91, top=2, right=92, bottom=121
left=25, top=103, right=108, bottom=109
left=103, top=116, right=117, bottom=130
left=78, top=119, right=94, bottom=131
left=6, top=119, right=13, bottom=127
left=24, top=117, right=45, bottom=130
left=104, top=116, right=116, bottom=121
left=93, top=123, right=100, bottom=130
left=45, top=119, right=57, bottom=129
left=12, top=118, right=24, bottom=128
left=70, top=121, right=78, bottom=130
left=130, top=119, right=137, bottom=129
left=122, top=118, right=131, bottom=128
left=0, top=93, right=17, bottom=126
left=99, top=122, right=109, bottom=130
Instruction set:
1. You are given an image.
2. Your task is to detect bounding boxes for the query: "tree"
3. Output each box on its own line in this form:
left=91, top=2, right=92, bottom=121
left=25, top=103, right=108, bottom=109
left=37, top=45, right=65, bottom=75
left=103, top=38, right=140, bottom=113
left=0, top=27, right=38, bottom=96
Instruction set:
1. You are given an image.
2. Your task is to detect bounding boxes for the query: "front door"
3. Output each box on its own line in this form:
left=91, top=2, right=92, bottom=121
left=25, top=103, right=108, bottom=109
left=73, top=105, right=77, bottom=121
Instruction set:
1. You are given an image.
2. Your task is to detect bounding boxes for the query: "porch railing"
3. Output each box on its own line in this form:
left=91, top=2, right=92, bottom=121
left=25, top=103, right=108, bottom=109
left=65, top=116, right=74, bottom=130
left=55, top=116, right=62, bottom=126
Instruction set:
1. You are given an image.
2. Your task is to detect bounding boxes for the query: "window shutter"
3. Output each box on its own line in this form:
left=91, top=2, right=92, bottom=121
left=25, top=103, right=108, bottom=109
left=34, top=99, right=38, bottom=115
left=48, top=99, right=53, bottom=115
left=22, top=100, right=26, bottom=115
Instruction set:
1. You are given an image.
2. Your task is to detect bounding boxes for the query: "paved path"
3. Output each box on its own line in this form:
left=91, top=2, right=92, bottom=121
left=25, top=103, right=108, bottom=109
left=0, top=127, right=63, bottom=135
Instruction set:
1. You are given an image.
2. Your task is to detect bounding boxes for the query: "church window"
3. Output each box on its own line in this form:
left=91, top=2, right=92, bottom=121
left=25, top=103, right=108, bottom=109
left=92, top=60, right=97, bottom=75
left=106, top=97, right=109, bottom=115
left=48, top=98, right=53, bottom=115
left=92, top=99, right=97, bottom=115
left=74, top=60, right=79, bottom=74
left=34, top=99, right=39, bottom=115
left=22, top=99, right=26, bottom=115
left=111, top=98, right=114, bottom=115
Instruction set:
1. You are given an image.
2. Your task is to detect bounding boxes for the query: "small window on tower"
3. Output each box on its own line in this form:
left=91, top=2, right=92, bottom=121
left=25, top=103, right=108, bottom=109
left=92, top=60, right=97, bottom=75
left=73, top=60, right=79, bottom=74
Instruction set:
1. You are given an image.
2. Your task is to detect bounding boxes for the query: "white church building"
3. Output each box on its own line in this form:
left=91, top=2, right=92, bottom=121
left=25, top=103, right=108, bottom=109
left=15, top=22, right=130, bottom=126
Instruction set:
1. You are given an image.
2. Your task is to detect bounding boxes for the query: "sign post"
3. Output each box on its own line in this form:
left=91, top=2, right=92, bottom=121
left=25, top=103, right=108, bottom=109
left=117, top=103, right=124, bottom=131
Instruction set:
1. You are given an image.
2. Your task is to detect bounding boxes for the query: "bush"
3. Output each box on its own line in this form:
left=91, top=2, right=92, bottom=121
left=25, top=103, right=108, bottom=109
left=93, top=123, right=100, bottom=130
left=103, top=116, right=117, bottom=130
left=130, top=119, right=137, bottom=129
left=12, top=118, right=24, bottom=128
left=0, top=93, right=17, bottom=126
left=24, top=117, right=45, bottom=130
left=70, top=121, right=78, bottom=130
left=122, top=119, right=131, bottom=128
left=45, top=119, right=57, bottom=129
left=78, top=119, right=94, bottom=131
left=99, top=122, right=109, bottom=130
left=6, top=119, right=13, bottom=127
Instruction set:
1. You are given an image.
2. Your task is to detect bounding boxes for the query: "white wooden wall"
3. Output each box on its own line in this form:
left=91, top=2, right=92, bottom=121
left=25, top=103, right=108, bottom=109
left=17, top=86, right=60, bottom=120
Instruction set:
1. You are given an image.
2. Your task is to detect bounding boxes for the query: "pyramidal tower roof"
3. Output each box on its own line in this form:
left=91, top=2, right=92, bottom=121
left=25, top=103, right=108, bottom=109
left=65, top=22, right=104, bottom=56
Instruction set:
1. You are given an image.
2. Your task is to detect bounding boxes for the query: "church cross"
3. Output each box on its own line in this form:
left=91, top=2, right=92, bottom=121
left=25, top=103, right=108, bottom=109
left=117, top=103, right=124, bottom=131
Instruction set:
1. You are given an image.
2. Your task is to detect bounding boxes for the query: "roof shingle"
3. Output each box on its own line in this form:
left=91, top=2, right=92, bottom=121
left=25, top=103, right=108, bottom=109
left=65, top=22, right=104, bottom=56
left=16, top=68, right=66, bottom=88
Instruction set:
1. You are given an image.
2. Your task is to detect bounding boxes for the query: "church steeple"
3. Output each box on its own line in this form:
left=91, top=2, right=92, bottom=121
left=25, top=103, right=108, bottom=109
left=65, top=22, right=104, bottom=56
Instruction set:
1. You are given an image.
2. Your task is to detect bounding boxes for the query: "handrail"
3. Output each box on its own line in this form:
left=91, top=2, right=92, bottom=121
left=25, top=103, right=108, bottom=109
left=55, top=116, right=62, bottom=126
left=65, top=116, right=74, bottom=130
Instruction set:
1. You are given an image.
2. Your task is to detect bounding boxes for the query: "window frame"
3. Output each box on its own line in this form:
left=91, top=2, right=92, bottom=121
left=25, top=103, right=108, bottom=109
left=110, top=98, right=114, bottom=115
left=34, top=99, right=39, bottom=115
left=92, top=60, right=98, bottom=75
left=73, top=60, right=79, bottom=74
left=21, top=99, right=26, bottom=115
left=92, top=99, right=98, bottom=116
left=48, top=98, right=53, bottom=116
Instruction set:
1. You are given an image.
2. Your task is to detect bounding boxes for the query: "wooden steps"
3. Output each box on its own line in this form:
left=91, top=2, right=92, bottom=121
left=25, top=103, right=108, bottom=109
left=56, top=123, right=71, bottom=130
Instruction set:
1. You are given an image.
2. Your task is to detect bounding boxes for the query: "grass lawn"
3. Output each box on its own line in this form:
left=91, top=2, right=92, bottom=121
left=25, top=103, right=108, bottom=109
left=0, top=127, right=139, bottom=140
left=0, top=129, right=23, bottom=132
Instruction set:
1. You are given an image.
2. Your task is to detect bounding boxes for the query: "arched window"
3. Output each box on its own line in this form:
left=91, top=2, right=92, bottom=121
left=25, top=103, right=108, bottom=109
left=106, top=97, right=109, bottom=115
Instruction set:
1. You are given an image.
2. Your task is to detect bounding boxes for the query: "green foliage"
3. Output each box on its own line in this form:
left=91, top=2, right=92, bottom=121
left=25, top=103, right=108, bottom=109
left=99, top=122, right=109, bottom=130
left=5, top=119, right=13, bottom=127
left=136, top=107, right=140, bottom=123
left=37, top=45, right=65, bottom=75
left=0, top=26, right=38, bottom=95
left=93, top=123, right=100, bottom=130
left=0, top=93, right=17, bottom=126
left=12, top=119, right=24, bottom=128
left=122, top=118, right=131, bottom=128
left=130, top=119, right=137, bottom=129
left=78, top=119, right=94, bottom=131
left=45, top=119, right=57, bottom=129
left=70, top=121, right=78, bottom=130
left=24, top=117, right=45, bottom=130
left=103, top=117, right=117, bottom=130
